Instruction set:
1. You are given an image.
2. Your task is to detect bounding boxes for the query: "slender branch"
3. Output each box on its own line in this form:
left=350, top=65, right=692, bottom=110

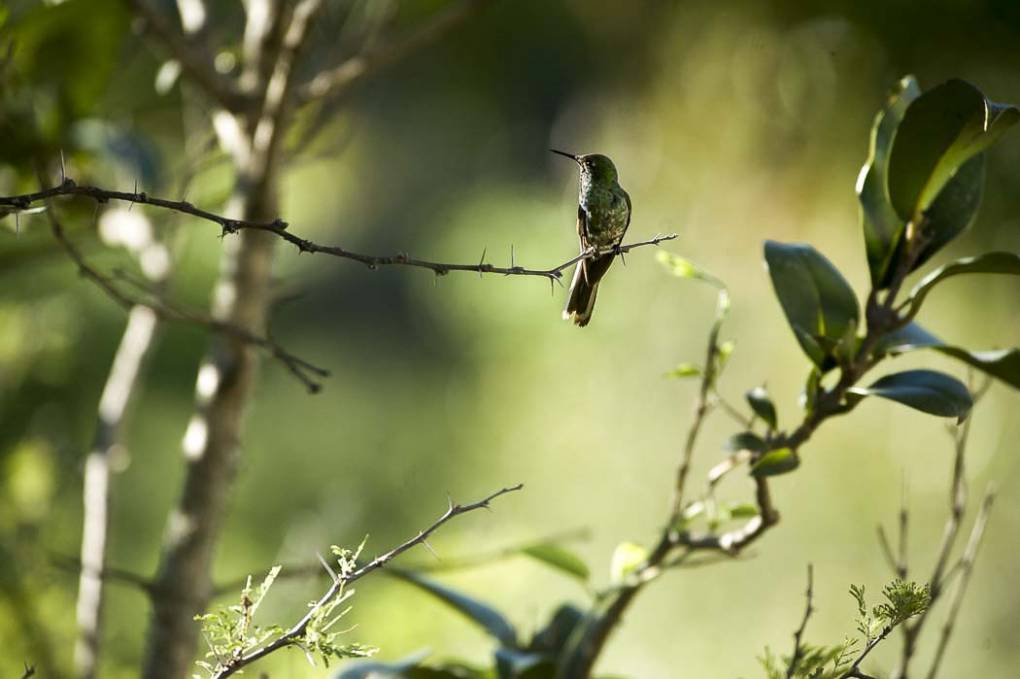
left=927, top=486, right=996, bottom=679
left=126, top=0, right=250, bottom=112
left=208, top=484, right=523, bottom=679
left=841, top=624, right=894, bottom=679
left=786, top=564, right=815, bottom=678
left=40, top=206, right=329, bottom=392
left=212, top=526, right=588, bottom=597
left=889, top=378, right=991, bottom=679
left=298, top=0, right=491, bottom=104
left=51, top=554, right=154, bottom=594
left=0, top=179, right=677, bottom=281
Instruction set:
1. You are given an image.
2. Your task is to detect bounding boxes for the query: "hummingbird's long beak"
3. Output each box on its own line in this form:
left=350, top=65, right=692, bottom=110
left=549, top=148, right=580, bottom=163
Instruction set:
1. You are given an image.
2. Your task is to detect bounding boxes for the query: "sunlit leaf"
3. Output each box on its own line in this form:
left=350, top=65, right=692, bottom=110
left=664, top=363, right=701, bottom=379
left=857, top=75, right=921, bottom=288
left=750, top=447, right=799, bottom=477
left=888, top=79, right=1018, bottom=223
left=847, top=369, right=972, bottom=419
left=764, top=241, right=859, bottom=370
left=520, top=544, right=589, bottom=582
left=609, top=542, right=648, bottom=584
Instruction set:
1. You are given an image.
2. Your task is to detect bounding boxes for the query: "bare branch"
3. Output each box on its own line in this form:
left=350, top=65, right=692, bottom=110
left=40, top=205, right=329, bottom=392
left=208, top=484, right=523, bottom=679
left=127, top=0, right=250, bottom=112
left=299, top=0, right=491, bottom=104
left=1, top=178, right=676, bottom=280
left=927, top=486, right=996, bottom=679
left=786, top=564, right=815, bottom=679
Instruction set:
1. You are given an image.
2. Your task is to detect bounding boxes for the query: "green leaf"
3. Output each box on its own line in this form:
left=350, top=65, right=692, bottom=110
left=750, top=447, right=799, bottom=477
left=857, top=76, right=922, bottom=288
left=888, top=79, right=1019, bottom=224
left=724, top=431, right=767, bottom=453
left=520, top=544, right=589, bottom=582
left=877, top=322, right=1020, bottom=391
left=664, top=363, right=701, bottom=379
left=904, top=252, right=1020, bottom=317
left=656, top=251, right=725, bottom=288
left=745, top=385, right=777, bottom=430
left=911, top=154, right=984, bottom=271
left=725, top=502, right=760, bottom=519
left=609, top=542, right=647, bottom=584
left=528, top=604, right=585, bottom=655
left=495, top=648, right=553, bottom=679
left=764, top=241, right=860, bottom=370
left=389, top=570, right=517, bottom=648
left=847, top=369, right=972, bottom=419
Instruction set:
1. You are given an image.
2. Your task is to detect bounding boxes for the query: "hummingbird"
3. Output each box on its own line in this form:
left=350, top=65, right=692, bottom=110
left=551, top=149, right=631, bottom=327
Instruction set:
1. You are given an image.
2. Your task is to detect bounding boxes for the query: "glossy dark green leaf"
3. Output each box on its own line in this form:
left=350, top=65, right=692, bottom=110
left=904, top=252, right=1020, bottom=317
left=847, top=369, right=972, bottom=419
left=725, top=431, right=767, bottom=453
left=911, top=154, right=985, bottom=270
left=857, top=76, right=921, bottom=288
left=495, top=648, right=553, bottom=679
left=528, top=604, right=585, bottom=655
left=888, top=79, right=1019, bottom=223
left=520, top=544, right=590, bottom=582
left=750, top=447, right=799, bottom=477
left=745, top=385, right=777, bottom=430
left=877, top=322, right=1020, bottom=391
left=390, top=570, right=517, bottom=648
left=764, top=241, right=860, bottom=369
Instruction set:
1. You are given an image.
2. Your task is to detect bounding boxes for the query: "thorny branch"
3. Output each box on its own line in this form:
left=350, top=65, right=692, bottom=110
left=40, top=201, right=330, bottom=392
left=1, top=178, right=676, bottom=282
left=208, top=484, right=523, bottom=679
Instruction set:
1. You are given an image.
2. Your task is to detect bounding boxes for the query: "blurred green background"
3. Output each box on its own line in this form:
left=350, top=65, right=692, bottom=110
left=1, top=0, right=1019, bottom=677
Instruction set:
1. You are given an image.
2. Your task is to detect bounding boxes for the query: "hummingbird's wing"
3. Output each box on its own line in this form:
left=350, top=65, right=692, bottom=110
left=575, top=205, right=594, bottom=284
left=619, top=187, right=632, bottom=244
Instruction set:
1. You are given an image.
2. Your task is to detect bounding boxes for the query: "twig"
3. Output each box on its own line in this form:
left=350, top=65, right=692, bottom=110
left=208, top=484, right=523, bottom=679
left=51, top=554, right=154, bottom=594
left=40, top=204, right=329, bottom=392
left=841, top=624, right=895, bottom=679
left=20, top=663, right=35, bottom=679
left=927, top=487, right=996, bottom=679
left=786, top=564, right=815, bottom=678
left=212, top=527, right=589, bottom=597
left=298, top=0, right=490, bottom=104
left=0, top=179, right=677, bottom=281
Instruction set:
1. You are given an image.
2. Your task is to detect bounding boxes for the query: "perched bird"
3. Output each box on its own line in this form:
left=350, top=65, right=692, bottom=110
left=551, top=149, right=631, bottom=327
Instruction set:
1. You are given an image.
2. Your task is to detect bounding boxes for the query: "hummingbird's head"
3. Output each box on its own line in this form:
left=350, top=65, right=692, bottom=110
left=550, top=149, right=619, bottom=183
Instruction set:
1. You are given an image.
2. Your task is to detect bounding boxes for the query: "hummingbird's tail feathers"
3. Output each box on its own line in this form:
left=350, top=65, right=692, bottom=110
left=563, top=253, right=614, bottom=327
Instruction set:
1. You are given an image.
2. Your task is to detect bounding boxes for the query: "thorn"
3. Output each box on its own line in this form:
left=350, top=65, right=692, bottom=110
left=510, top=244, right=516, bottom=269
left=478, top=246, right=487, bottom=278
left=59, top=149, right=66, bottom=184
left=422, top=539, right=440, bottom=562
left=15, top=211, right=19, bottom=237
left=317, top=552, right=339, bottom=584
left=129, top=178, right=137, bottom=211
left=446, top=493, right=454, bottom=512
